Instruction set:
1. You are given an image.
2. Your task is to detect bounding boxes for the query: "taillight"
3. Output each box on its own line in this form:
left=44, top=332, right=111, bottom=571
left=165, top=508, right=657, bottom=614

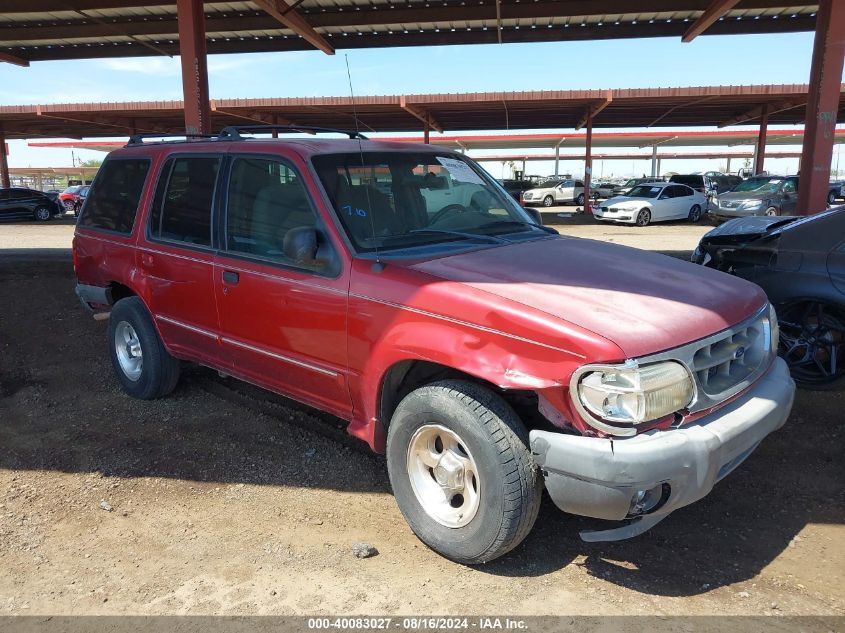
left=71, top=236, right=79, bottom=273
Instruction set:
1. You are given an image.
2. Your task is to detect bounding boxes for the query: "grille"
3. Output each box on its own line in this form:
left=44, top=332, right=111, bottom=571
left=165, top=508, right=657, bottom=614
left=692, top=315, right=767, bottom=395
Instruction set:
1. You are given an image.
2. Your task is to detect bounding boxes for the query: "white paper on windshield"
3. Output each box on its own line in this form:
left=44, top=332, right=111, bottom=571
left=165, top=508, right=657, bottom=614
left=436, top=157, right=486, bottom=185
left=648, top=187, right=661, bottom=194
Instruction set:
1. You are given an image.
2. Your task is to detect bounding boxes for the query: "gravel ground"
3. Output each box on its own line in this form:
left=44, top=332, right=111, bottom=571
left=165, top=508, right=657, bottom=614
left=0, top=213, right=842, bottom=617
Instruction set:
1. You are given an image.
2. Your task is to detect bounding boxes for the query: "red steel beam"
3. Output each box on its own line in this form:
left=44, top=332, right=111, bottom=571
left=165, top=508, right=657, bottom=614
left=754, top=104, right=769, bottom=174
left=176, top=0, right=211, bottom=135
left=0, top=50, right=28, bottom=67
left=682, top=0, right=742, bottom=42
left=251, top=0, right=334, bottom=55
left=584, top=113, right=593, bottom=213
left=797, top=0, right=845, bottom=215
left=0, top=125, right=10, bottom=188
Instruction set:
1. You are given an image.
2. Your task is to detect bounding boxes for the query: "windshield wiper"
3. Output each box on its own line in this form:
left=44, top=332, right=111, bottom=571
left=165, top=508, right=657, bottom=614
left=480, top=219, right=558, bottom=235
left=407, top=229, right=507, bottom=244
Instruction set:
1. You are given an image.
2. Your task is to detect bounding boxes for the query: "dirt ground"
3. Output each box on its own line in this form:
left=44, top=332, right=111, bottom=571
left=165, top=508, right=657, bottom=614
left=0, top=214, right=842, bottom=618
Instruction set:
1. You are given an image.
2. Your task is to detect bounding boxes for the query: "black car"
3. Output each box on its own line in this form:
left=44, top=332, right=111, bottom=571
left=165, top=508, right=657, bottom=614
left=0, top=187, right=63, bottom=222
left=610, top=177, right=663, bottom=196
left=499, top=179, right=536, bottom=202
left=692, top=207, right=845, bottom=389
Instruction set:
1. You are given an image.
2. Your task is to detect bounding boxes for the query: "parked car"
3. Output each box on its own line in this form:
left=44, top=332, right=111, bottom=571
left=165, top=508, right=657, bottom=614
left=609, top=177, right=664, bottom=197
left=589, top=182, right=616, bottom=199
left=593, top=181, right=707, bottom=226
left=669, top=174, right=718, bottom=196
left=522, top=179, right=585, bottom=207
left=59, top=185, right=86, bottom=213
left=712, top=174, right=743, bottom=193
left=498, top=179, right=536, bottom=203
left=692, top=206, right=845, bottom=389
left=712, top=175, right=799, bottom=220
left=71, top=185, right=91, bottom=216
left=0, top=187, right=63, bottom=221
left=74, top=128, right=794, bottom=563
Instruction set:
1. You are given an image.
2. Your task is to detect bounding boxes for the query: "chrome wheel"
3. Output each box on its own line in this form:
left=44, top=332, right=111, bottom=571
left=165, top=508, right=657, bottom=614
left=636, top=208, right=651, bottom=226
left=764, top=207, right=778, bottom=217
left=406, top=424, right=480, bottom=528
left=542, top=195, right=554, bottom=207
left=114, top=320, right=143, bottom=381
left=34, top=206, right=51, bottom=221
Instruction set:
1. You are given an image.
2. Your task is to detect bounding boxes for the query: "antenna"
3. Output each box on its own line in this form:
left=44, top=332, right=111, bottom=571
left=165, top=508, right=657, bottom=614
left=345, top=54, right=383, bottom=270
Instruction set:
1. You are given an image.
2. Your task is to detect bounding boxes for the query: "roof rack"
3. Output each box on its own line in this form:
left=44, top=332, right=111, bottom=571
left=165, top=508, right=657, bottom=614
left=217, top=124, right=368, bottom=140
left=125, top=133, right=218, bottom=147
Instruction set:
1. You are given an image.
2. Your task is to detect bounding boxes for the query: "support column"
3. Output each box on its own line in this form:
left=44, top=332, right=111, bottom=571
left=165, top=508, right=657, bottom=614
left=554, top=145, right=560, bottom=177
left=657, top=157, right=662, bottom=178
left=754, top=104, right=769, bottom=175
left=650, top=145, right=658, bottom=177
left=584, top=114, right=593, bottom=213
left=798, top=0, right=845, bottom=215
left=177, top=0, right=211, bottom=135
left=423, top=118, right=430, bottom=144
left=726, top=156, right=732, bottom=174
left=0, top=126, right=10, bottom=189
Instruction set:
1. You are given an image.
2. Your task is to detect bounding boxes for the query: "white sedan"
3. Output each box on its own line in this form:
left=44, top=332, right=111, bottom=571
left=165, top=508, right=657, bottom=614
left=592, top=182, right=707, bottom=226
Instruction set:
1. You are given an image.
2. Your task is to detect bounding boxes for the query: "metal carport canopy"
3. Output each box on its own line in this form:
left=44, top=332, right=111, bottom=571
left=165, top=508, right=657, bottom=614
left=0, top=1, right=820, bottom=64
left=0, top=85, right=839, bottom=139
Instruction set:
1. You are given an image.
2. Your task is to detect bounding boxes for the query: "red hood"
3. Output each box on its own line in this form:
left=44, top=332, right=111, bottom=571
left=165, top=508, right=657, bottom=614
left=409, top=237, right=767, bottom=358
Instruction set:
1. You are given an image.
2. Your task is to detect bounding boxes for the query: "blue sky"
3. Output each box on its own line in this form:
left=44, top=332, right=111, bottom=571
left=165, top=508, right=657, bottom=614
left=0, top=31, right=831, bottom=177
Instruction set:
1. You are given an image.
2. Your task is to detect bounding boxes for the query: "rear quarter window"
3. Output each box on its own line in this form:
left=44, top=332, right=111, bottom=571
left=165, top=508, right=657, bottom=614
left=79, top=158, right=150, bottom=234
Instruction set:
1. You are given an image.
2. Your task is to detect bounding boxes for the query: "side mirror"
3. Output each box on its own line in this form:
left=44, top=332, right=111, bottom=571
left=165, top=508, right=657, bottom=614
left=523, top=207, right=543, bottom=225
left=283, top=226, right=328, bottom=269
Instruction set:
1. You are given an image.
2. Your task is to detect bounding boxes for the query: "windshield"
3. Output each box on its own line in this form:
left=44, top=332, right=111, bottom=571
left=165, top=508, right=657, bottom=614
left=312, top=152, right=545, bottom=253
left=730, top=177, right=783, bottom=194
left=625, top=184, right=663, bottom=199
left=536, top=179, right=563, bottom=189
left=63, top=186, right=82, bottom=193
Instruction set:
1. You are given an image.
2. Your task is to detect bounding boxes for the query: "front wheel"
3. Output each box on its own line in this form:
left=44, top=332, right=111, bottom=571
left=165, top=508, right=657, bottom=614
left=778, top=300, right=845, bottom=390
left=635, top=208, right=651, bottom=227
left=575, top=193, right=585, bottom=207
left=764, top=207, right=778, bottom=217
left=33, top=205, right=52, bottom=222
left=542, top=195, right=554, bottom=207
left=108, top=297, right=180, bottom=399
left=688, top=204, right=702, bottom=223
left=828, top=190, right=837, bottom=205
left=386, top=380, right=541, bottom=564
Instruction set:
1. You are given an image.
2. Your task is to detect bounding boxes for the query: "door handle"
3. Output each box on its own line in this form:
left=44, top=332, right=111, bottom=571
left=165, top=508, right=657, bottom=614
left=222, top=270, right=240, bottom=285
left=140, top=253, right=155, bottom=268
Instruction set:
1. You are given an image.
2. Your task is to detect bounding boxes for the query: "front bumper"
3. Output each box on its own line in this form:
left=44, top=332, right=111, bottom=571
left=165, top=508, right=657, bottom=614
left=530, top=357, right=794, bottom=542
left=592, top=208, right=635, bottom=222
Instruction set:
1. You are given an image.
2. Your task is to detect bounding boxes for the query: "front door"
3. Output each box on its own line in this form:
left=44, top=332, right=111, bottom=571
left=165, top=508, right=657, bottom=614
left=214, top=154, right=351, bottom=419
left=781, top=178, right=799, bottom=215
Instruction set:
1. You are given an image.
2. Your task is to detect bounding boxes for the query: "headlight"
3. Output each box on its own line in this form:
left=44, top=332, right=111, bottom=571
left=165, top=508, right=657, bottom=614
left=768, top=304, right=780, bottom=352
left=573, top=361, right=694, bottom=436
left=739, top=199, right=764, bottom=210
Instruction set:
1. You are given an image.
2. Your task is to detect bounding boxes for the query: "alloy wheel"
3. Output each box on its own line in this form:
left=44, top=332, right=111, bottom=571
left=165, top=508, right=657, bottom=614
left=778, top=301, right=845, bottom=386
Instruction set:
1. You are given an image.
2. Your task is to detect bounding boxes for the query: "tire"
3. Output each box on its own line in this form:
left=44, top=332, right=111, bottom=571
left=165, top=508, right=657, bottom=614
left=688, top=204, right=702, bottom=223
left=828, top=190, right=837, bottom=205
left=764, top=207, right=778, bottom=217
left=575, top=193, right=585, bottom=207
left=386, top=380, right=542, bottom=565
left=108, top=297, right=180, bottom=399
left=635, top=208, right=651, bottom=227
left=777, top=300, right=845, bottom=390
left=542, top=195, right=554, bottom=208
left=63, top=200, right=75, bottom=212
left=33, top=205, right=52, bottom=222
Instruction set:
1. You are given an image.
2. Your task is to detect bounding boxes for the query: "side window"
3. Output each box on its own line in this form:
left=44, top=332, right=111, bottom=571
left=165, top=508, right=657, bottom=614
left=149, top=156, right=220, bottom=247
left=225, top=157, right=318, bottom=263
left=575, top=181, right=584, bottom=188
left=660, top=187, right=674, bottom=199
left=782, top=179, right=797, bottom=194
left=674, top=185, right=691, bottom=197
left=79, top=159, right=150, bottom=234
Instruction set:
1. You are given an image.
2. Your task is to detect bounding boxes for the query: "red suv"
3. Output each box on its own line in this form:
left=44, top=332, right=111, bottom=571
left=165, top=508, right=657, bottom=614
left=73, top=127, right=795, bottom=563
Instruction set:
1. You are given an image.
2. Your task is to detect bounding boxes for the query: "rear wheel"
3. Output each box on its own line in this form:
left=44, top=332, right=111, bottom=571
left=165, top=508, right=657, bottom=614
left=635, top=208, right=651, bottom=227
left=778, top=300, right=845, bottom=390
left=828, top=190, right=837, bottom=205
left=108, top=297, right=180, bottom=399
left=542, top=195, right=554, bottom=207
left=386, top=380, right=541, bottom=564
left=33, top=205, right=52, bottom=222
left=575, top=193, right=585, bottom=207
left=688, top=204, right=702, bottom=223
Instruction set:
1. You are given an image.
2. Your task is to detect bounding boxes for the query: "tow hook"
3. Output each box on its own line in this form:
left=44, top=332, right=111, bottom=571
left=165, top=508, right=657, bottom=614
left=93, top=312, right=110, bottom=322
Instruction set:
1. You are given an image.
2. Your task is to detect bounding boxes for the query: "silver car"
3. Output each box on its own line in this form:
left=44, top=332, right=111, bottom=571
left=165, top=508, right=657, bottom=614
left=522, top=179, right=585, bottom=207
left=714, top=175, right=798, bottom=219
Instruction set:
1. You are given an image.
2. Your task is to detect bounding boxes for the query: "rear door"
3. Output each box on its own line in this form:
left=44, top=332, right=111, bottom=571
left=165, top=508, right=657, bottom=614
left=0, top=190, right=12, bottom=218
left=141, top=154, right=225, bottom=368
left=672, top=185, right=695, bottom=218
left=781, top=177, right=799, bottom=214
left=214, top=154, right=352, bottom=419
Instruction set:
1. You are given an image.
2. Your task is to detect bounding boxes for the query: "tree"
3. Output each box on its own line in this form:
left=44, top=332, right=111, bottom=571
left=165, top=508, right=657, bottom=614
left=79, top=158, right=102, bottom=168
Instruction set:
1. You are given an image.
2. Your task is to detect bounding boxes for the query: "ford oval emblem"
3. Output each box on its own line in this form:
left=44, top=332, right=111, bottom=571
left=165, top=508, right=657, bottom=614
left=734, top=346, right=746, bottom=359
